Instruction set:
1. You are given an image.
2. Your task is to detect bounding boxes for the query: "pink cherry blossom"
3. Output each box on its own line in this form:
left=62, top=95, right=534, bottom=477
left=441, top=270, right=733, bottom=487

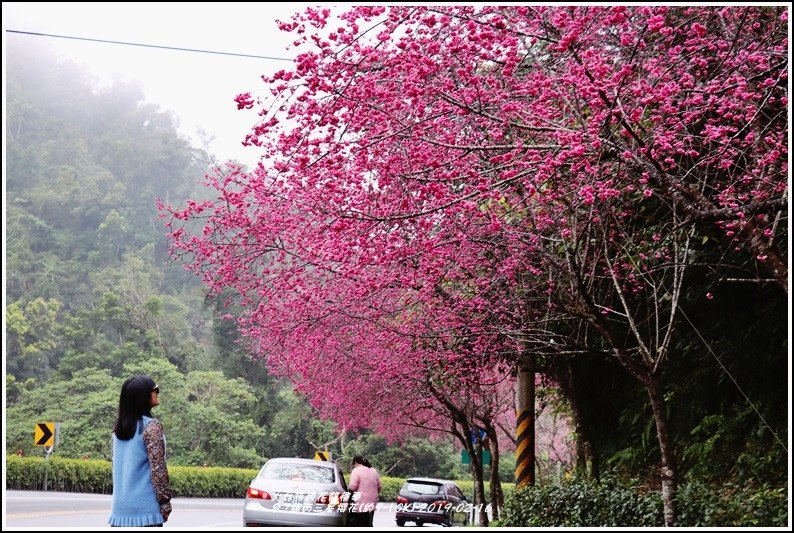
left=160, top=8, right=787, bottom=518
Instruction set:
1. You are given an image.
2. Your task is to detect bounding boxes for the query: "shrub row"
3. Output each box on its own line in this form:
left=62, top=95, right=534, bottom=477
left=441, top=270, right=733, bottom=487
left=455, top=479, right=516, bottom=503
left=378, top=476, right=403, bottom=501
left=500, top=477, right=788, bottom=527
left=6, top=456, right=510, bottom=503
left=6, top=456, right=113, bottom=494
left=5, top=456, right=257, bottom=498
left=169, top=465, right=259, bottom=498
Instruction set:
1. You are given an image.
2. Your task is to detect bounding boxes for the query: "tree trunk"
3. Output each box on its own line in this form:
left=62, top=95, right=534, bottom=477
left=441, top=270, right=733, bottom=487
left=646, top=376, right=676, bottom=526
left=485, top=424, right=503, bottom=520
left=465, top=433, right=489, bottom=526
left=426, top=380, right=491, bottom=526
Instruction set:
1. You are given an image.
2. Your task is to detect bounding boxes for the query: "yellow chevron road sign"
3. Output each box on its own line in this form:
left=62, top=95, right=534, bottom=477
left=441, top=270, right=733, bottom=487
left=34, top=422, right=55, bottom=446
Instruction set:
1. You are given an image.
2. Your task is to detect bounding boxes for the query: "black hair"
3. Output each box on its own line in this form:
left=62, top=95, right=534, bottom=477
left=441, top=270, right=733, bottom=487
left=352, top=455, right=372, bottom=468
left=113, top=375, right=156, bottom=440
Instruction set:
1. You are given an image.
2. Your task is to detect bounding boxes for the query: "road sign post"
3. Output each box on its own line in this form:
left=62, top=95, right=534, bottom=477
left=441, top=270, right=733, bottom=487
left=43, top=445, right=54, bottom=491
left=34, top=422, right=59, bottom=491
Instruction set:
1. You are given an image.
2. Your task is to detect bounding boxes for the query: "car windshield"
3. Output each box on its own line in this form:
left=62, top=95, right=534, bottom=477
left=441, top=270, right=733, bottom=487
left=404, top=481, right=442, bottom=495
left=261, top=462, right=336, bottom=483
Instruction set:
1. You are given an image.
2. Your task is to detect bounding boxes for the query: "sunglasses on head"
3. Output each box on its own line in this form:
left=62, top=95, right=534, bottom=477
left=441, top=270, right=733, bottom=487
left=152, top=385, right=160, bottom=394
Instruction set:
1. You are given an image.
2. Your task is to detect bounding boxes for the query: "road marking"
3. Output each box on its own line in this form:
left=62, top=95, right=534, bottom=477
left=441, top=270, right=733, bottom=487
left=7, top=509, right=107, bottom=518
left=3, top=495, right=108, bottom=501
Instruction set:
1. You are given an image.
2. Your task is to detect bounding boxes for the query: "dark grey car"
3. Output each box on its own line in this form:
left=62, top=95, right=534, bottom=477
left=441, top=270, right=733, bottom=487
left=395, top=477, right=469, bottom=527
left=243, top=457, right=349, bottom=527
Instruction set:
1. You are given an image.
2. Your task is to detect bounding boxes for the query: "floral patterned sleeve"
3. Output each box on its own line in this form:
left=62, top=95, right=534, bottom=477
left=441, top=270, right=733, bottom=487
left=143, top=419, right=172, bottom=519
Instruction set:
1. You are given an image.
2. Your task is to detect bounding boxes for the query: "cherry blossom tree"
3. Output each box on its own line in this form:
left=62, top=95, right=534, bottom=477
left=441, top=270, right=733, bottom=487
left=161, top=5, right=787, bottom=525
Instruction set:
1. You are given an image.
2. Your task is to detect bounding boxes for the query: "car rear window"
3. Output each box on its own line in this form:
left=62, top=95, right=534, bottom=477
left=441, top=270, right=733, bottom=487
left=404, top=481, right=442, bottom=495
left=261, top=462, right=336, bottom=483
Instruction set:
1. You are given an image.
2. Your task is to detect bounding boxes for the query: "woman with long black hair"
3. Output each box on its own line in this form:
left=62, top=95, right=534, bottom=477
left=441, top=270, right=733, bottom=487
left=108, top=375, right=172, bottom=527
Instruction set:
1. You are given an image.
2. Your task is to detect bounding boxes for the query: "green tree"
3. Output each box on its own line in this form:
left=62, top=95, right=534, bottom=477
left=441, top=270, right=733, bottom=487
left=343, top=433, right=467, bottom=479
left=6, top=298, right=62, bottom=380
left=5, top=367, right=118, bottom=459
left=122, top=360, right=265, bottom=468
left=262, top=387, right=336, bottom=460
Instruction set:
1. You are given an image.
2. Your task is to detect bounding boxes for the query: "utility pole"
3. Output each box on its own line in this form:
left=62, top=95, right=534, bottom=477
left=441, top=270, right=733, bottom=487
left=515, top=358, right=535, bottom=487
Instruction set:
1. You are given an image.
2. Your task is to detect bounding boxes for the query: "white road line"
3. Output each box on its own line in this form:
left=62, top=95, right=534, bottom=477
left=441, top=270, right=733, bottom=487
left=6, top=510, right=108, bottom=518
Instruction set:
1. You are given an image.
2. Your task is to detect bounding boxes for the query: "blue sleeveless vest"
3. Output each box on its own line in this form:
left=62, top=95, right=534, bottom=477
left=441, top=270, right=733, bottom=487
left=108, top=415, right=164, bottom=526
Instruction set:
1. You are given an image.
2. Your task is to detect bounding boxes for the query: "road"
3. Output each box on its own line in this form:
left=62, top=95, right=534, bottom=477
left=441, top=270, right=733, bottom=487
left=4, top=490, right=445, bottom=528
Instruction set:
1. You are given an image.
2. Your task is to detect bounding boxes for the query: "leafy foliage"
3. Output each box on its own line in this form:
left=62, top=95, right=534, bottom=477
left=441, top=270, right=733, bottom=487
left=502, top=478, right=787, bottom=527
left=341, top=433, right=467, bottom=480
left=502, top=477, right=663, bottom=527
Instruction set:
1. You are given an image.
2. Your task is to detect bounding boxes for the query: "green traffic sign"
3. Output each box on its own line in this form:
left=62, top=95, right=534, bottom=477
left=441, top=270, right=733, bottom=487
left=461, top=449, right=491, bottom=466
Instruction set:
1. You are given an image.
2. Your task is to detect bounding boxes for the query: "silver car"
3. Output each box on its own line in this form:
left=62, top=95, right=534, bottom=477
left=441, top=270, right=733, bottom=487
left=243, top=457, right=350, bottom=527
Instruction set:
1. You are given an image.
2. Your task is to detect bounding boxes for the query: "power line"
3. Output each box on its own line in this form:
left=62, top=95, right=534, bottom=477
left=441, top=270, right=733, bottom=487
left=5, top=29, right=293, bottom=62
left=680, top=308, right=788, bottom=453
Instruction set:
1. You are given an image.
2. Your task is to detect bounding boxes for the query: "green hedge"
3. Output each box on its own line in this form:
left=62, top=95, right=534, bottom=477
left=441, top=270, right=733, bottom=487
left=675, top=481, right=788, bottom=527
left=5, top=455, right=255, bottom=498
left=378, top=476, right=404, bottom=501
left=456, top=479, right=516, bottom=503
left=500, top=477, right=788, bottom=527
left=170, top=465, right=258, bottom=498
left=6, top=456, right=113, bottom=493
left=6, top=456, right=522, bottom=508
